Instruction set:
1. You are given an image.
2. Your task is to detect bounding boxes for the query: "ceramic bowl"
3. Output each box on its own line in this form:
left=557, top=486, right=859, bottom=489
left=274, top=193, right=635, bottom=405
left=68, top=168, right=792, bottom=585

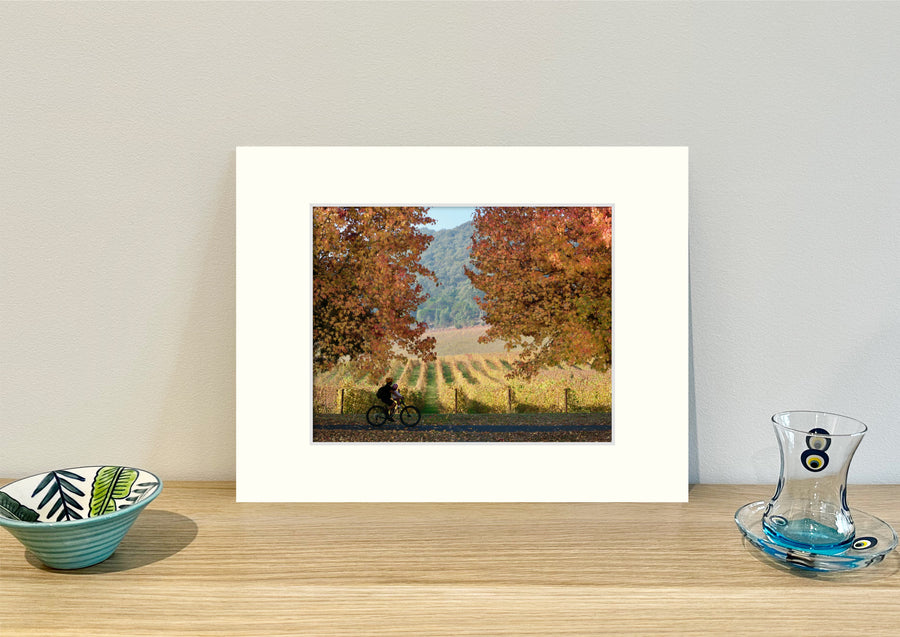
left=0, top=465, right=162, bottom=569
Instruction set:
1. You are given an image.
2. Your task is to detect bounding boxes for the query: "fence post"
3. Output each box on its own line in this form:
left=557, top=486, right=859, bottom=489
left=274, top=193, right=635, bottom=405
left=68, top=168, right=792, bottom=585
left=564, top=388, right=569, bottom=414
left=507, top=386, right=512, bottom=413
left=340, top=388, right=344, bottom=415
left=454, top=388, right=458, bottom=414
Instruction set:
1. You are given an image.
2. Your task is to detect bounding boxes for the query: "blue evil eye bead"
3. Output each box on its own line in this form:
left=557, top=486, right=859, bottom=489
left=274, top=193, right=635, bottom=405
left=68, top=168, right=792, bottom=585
left=801, top=448, right=829, bottom=472
left=851, top=536, right=878, bottom=550
left=806, top=428, right=831, bottom=451
left=769, top=515, right=788, bottom=527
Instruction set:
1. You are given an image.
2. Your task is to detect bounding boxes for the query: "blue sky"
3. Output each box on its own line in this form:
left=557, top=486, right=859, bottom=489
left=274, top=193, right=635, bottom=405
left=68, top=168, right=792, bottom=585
left=423, top=206, right=476, bottom=231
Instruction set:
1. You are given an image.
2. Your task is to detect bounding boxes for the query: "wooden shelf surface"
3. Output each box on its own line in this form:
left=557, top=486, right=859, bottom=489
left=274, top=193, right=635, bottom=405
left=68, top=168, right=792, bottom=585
left=2, top=482, right=900, bottom=635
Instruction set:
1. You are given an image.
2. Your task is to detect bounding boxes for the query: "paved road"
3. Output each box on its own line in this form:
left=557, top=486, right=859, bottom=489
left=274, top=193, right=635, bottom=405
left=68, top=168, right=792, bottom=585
left=314, top=413, right=611, bottom=434
left=313, top=413, right=612, bottom=442
left=317, top=422, right=611, bottom=433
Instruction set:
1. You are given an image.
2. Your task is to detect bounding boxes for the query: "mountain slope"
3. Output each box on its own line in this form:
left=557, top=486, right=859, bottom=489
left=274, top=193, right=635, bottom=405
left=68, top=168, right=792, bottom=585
left=416, top=221, right=483, bottom=328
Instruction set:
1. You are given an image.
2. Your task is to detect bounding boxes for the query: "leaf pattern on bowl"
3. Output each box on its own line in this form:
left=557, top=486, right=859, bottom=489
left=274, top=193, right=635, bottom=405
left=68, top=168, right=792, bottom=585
left=119, top=481, right=160, bottom=510
left=0, top=492, right=40, bottom=522
left=31, top=470, right=87, bottom=522
left=89, top=466, right=139, bottom=517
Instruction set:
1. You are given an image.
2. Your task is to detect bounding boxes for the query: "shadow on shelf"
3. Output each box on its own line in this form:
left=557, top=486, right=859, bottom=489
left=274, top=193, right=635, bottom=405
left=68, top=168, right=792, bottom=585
left=25, top=509, right=198, bottom=574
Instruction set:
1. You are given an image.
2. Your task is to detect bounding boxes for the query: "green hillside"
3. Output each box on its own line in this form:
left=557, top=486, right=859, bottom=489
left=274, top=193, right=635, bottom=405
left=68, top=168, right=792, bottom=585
left=416, top=221, right=483, bottom=329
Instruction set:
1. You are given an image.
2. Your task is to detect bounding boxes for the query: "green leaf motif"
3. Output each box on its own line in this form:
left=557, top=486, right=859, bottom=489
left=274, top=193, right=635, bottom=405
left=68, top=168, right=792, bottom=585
left=119, top=481, right=160, bottom=509
left=0, top=492, right=40, bottom=522
left=31, top=470, right=86, bottom=521
left=89, top=466, right=138, bottom=517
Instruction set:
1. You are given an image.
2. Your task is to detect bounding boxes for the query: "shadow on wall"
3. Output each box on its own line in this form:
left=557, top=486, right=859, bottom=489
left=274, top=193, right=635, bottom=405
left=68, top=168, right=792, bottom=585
left=822, top=320, right=900, bottom=483
left=152, top=155, right=236, bottom=479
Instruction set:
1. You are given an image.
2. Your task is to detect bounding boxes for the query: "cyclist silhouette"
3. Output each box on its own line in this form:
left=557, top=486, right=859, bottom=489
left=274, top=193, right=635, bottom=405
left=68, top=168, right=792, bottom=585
left=375, top=378, right=397, bottom=420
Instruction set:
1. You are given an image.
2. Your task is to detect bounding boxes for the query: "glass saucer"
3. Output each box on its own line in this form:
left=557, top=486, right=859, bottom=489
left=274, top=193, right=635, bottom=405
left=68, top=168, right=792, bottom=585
left=735, top=501, right=898, bottom=572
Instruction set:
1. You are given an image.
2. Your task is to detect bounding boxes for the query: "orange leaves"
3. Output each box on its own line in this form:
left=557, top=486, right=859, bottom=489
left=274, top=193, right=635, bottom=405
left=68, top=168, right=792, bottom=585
left=591, top=207, right=613, bottom=248
left=464, top=207, right=612, bottom=379
left=313, top=206, right=437, bottom=377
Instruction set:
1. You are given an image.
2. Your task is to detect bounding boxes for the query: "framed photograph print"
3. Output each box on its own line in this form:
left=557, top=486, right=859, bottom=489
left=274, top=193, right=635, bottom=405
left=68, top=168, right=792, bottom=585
left=237, top=147, right=688, bottom=502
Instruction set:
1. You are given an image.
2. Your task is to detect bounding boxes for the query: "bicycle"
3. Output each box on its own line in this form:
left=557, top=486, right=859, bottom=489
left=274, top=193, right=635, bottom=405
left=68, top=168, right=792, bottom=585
left=366, top=397, right=421, bottom=428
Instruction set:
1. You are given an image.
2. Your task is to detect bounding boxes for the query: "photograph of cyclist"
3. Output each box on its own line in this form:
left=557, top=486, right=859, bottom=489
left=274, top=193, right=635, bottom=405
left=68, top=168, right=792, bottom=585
left=312, top=206, right=611, bottom=442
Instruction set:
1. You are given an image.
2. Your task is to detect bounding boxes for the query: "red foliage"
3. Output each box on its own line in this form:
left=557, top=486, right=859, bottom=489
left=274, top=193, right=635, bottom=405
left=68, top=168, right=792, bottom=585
left=313, top=207, right=437, bottom=377
left=464, top=207, right=612, bottom=379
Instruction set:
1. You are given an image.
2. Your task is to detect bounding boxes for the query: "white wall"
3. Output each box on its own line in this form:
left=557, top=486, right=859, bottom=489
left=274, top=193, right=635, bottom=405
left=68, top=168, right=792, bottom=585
left=2, top=2, right=899, bottom=484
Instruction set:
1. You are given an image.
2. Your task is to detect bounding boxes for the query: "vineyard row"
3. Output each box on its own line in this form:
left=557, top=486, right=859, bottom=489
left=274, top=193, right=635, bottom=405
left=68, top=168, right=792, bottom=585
left=314, top=354, right=611, bottom=415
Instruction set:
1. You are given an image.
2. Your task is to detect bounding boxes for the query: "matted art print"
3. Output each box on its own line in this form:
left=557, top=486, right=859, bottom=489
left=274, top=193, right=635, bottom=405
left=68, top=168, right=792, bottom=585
left=237, top=147, right=688, bottom=502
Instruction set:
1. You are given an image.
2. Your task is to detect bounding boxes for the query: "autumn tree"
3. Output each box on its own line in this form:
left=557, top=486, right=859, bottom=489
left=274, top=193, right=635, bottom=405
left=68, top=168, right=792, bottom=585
left=313, top=207, right=437, bottom=377
left=464, top=207, right=612, bottom=379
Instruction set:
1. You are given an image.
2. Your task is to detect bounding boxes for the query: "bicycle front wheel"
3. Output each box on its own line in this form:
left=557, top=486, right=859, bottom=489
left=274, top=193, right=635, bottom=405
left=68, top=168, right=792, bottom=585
left=400, top=406, right=421, bottom=427
left=366, top=405, right=388, bottom=427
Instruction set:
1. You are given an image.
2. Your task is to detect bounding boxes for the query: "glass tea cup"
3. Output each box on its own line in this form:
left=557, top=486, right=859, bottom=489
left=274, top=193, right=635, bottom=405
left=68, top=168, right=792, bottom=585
left=761, top=411, right=867, bottom=554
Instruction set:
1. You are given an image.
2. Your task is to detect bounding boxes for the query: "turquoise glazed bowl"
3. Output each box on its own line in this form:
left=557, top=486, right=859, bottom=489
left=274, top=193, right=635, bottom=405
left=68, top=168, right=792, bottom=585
left=0, top=466, right=162, bottom=569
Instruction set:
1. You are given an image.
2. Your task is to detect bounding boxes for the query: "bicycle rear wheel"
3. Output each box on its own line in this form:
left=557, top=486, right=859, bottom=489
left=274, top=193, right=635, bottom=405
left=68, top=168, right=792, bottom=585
left=366, top=405, right=388, bottom=427
left=400, top=405, right=421, bottom=427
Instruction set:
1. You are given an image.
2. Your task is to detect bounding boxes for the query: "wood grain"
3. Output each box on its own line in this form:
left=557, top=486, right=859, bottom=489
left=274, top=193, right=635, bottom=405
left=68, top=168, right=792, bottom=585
left=2, top=482, right=899, bottom=635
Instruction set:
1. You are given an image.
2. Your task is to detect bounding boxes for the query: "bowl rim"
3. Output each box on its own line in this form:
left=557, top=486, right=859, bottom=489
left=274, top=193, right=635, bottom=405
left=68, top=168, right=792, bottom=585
left=0, top=465, right=162, bottom=529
